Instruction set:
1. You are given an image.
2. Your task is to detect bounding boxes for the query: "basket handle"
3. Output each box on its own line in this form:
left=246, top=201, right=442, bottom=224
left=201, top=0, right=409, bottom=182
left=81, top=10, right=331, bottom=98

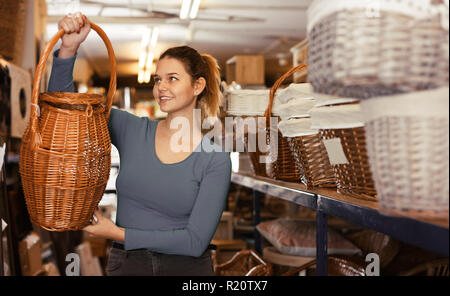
left=29, top=22, right=117, bottom=149
left=263, top=64, right=307, bottom=130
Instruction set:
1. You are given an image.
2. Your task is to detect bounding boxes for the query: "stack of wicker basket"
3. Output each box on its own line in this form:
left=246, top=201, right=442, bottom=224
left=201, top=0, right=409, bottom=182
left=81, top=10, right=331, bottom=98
left=225, top=87, right=271, bottom=177
left=307, top=0, right=449, bottom=219
left=264, top=65, right=336, bottom=187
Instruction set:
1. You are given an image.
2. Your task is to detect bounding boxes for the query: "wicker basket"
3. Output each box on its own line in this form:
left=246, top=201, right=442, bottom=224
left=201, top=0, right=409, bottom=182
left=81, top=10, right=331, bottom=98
left=307, top=0, right=449, bottom=99
left=281, top=255, right=366, bottom=276
left=311, top=99, right=377, bottom=200
left=264, top=66, right=308, bottom=182
left=361, top=87, right=449, bottom=221
left=214, top=249, right=272, bottom=276
left=244, top=130, right=268, bottom=177
left=19, top=23, right=117, bottom=231
left=265, top=65, right=335, bottom=187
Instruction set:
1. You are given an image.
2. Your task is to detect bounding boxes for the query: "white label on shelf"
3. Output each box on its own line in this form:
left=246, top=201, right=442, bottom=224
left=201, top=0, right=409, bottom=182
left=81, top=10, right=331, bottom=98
left=1, top=219, right=7, bottom=232
left=322, top=138, right=349, bottom=165
left=0, top=143, right=5, bottom=174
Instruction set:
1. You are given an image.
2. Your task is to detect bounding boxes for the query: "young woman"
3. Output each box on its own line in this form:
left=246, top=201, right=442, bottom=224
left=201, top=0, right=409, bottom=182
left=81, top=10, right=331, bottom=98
left=48, top=13, right=231, bottom=276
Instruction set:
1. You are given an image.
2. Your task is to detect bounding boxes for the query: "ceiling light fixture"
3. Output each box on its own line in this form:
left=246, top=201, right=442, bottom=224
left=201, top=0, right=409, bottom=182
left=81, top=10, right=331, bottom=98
left=180, top=0, right=201, bottom=20
left=137, top=27, right=158, bottom=84
left=138, top=69, right=145, bottom=84
left=189, top=0, right=201, bottom=19
left=141, top=27, right=151, bottom=48
left=180, top=0, right=192, bottom=19
left=150, top=27, right=159, bottom=47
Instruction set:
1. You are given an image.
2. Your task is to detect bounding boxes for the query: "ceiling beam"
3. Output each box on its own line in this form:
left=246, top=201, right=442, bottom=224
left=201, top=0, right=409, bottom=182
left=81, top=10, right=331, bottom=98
left=80, top=0, right=309, bottom=11
left=47, top=15, right=264, bottom=24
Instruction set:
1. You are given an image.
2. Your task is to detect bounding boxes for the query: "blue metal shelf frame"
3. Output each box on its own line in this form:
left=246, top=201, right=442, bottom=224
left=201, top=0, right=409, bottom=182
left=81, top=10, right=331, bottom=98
left=231, top=173, right=449, bottom=276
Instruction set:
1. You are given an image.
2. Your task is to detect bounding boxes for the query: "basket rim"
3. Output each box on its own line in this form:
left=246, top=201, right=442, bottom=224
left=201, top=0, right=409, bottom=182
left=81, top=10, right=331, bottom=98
left=41, top=92, right=105, bottom=105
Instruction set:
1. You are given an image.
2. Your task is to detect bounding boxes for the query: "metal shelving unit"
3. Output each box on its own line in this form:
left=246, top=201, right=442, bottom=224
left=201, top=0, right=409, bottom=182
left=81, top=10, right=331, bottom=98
left=231, top=172, right=449, bottom=276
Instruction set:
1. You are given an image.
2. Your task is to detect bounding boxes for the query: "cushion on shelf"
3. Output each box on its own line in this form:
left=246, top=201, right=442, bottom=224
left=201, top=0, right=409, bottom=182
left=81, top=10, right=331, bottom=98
left=256, top=218, right=362, bottom=257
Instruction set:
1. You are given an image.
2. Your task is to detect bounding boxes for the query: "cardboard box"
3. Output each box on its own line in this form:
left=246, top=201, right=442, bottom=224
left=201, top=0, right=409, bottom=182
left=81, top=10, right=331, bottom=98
left=226, top=55, right=265, bottom=86
left=18, top=232, right=43, bottom=276
left=76, top=242, right=103, bottom=276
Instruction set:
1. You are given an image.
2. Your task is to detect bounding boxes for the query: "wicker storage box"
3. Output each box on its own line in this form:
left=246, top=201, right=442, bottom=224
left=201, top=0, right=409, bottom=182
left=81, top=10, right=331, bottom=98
left=361, top=87, right=449, bottom=220
left=307, top=0, right=449, bottom=99
left=19, top=23, right=117, bottom=231
left=310, top=98, right=377, bottom=200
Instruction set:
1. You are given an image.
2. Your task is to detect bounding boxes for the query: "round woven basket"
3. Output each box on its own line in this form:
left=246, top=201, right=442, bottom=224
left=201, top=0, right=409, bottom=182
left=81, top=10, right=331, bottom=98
left=307, top=0, right=449, bottom=99
left=286, top=133, right=336, bottom=188
left=320, top=127, right=377, bottom=201
left=311, top=99, right=377, bottom=200
left=265, top=65, right=335, bottom=187
left=361, top=88, right=449, bottom=221
left=19, top=23, right=116, bottom=231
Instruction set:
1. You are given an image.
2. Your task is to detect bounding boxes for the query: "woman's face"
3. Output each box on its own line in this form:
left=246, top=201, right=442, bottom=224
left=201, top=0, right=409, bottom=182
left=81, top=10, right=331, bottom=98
left=153, top=57, right=204, bottom=115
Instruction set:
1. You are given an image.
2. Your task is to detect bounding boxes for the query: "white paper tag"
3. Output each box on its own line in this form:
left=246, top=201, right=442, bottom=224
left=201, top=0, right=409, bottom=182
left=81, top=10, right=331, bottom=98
left=322, top=138, right=349, bottom=165
left=1, top=219, right=7, bottom=232
left=0, top=143, right=5, bottom=174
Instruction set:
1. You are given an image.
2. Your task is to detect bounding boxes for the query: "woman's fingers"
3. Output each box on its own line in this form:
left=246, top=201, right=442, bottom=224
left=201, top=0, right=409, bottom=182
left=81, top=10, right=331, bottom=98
left=69, top=15, right=80, bottom=33
left=74, top=12, right=84, bottom=26
left=59, top=18, right=75, bottom=33
left=58, top=12, right=86, bottom=34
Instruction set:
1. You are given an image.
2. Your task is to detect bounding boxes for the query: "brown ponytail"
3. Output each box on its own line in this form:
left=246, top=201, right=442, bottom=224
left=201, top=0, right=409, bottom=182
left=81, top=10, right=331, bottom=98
left=198, top=54, right=221, bottom=121
left=159, top=46, right=221, bottom=124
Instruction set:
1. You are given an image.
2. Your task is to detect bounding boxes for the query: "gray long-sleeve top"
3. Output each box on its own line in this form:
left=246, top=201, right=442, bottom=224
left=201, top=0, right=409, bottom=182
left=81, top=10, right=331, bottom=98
left=48, top=50, right=232, bottom=257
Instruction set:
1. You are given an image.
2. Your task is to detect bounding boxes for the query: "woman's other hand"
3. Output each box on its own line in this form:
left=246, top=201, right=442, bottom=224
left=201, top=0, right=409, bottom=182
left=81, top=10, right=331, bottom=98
left=83, top=209, right=125, bottom=242
left=58, top=12, right=91, bottom=58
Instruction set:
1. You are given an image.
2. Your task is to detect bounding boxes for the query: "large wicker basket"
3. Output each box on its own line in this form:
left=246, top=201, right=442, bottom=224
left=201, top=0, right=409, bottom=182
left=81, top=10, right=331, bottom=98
left=307, top=0, right=449, bottom=99
left=19, top=23, right=116, bottom=231
left=361, top=87, right=449, bottom=221
left=265, top=65, right=336, bottom=187
left=311, top=99, right=377, bottom=201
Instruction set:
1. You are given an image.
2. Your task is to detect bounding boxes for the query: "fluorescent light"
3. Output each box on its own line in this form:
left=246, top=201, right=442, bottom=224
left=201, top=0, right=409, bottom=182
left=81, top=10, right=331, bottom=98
left=138, top=69, right=145, bottom=83
left=150, top=27, right=159, bottom=47
left=180, top=0, right=192, bottom=19
left=140, top=27, right=151, bottom=48
left=189, top=0, right=201, bottom=19
left=146, top=52, right=154, bottom=70
left=124, top=87, right=131, bottom=110
left=144, top=69, right=151, bottom=83
left=138, top=51, right=147, bottom=69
